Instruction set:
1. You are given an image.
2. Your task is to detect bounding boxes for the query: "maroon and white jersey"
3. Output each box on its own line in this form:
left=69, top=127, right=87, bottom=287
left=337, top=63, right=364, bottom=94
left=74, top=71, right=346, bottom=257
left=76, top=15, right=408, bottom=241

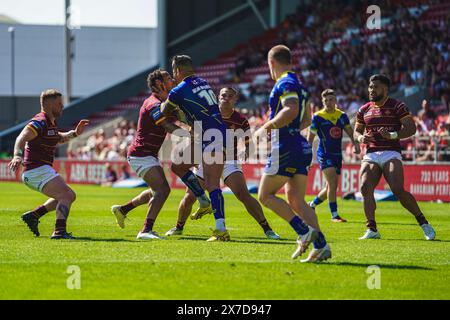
left=356, top=98, right=411, bottom=154
left=127, top=94, right=175, bottom=158
left=23, top=112, right=60, bottom=171
left=222, top=110, right=250, bottom=160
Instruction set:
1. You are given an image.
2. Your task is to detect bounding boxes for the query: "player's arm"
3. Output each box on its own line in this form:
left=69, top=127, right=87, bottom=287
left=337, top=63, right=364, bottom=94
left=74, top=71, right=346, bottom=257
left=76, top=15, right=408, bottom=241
left=299, top=100, right=312, bottom=131
left=344, top=125, right=361, bottom=154
left=379, top=115, right=416, bottom=140
left=263, top=97, right=299, bottom=131
left=160, top=100, right=178, bottom=117
left=8, top=126, right=38, bottom=172
left=59, top=119, right=89, bottom=144
left=354, top=122, right=375, bottom=144
left=307, top=129, right=316, bottom=145
left=241, top=121, right=251, bottom=160
left=307, top=113, right=317, bottom=145
left=160, top=87, right=181, bottom=118
left=159, top=119, right=188, bottom=137
left=155, top=108, right=190, bottom=138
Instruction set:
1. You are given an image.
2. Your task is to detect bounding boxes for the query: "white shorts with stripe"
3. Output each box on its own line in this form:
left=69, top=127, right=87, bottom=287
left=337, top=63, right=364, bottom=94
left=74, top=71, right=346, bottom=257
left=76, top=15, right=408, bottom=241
left=127, top=156, right=161, bottom=178
left=22, top=165, right=59, bottom=192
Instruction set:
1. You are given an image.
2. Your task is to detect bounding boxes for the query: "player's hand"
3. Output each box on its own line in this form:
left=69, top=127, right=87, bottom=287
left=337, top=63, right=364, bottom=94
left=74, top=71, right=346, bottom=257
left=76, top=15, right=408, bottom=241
left=254, top=127, right=268, bottom=140
left=75, top=119, right=90, bottom=136
left=354, top=143, right=361, bottom=155
left=357, top=134, right=374, bottom=144
left=8, top=156, right=23, bottom=172
left=378, top=127, right=391, bottom=139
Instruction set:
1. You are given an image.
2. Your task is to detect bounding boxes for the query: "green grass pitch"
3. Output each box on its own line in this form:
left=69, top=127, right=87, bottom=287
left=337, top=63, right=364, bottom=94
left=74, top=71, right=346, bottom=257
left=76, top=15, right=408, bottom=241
left=0, top=182, right=449, bottom=300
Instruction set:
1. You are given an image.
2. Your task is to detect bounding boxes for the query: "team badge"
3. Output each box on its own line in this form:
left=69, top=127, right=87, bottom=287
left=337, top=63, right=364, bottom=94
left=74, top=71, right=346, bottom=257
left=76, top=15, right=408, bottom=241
left=329, top=126, right=342, bottom=139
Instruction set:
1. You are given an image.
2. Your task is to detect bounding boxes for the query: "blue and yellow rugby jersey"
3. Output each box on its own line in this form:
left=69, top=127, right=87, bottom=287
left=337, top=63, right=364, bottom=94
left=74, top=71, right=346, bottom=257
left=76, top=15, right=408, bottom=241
left=310, top=108, right=351, bottom=157
left=167, top=75, right=227, bottom=135
left=265, top=71, right=312, bottom=177
left=269, top=71, right=310, bottom=139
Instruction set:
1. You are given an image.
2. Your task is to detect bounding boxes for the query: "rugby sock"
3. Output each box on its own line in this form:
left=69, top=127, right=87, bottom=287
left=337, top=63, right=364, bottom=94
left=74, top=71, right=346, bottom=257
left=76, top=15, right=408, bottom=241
left=366, top=219, right=377, bottom=232
left=329, top=202, right=338, bottom=218
left=215, top=219, right=226, bottom=231
left=54, top=219, right=67, bottom=234
left=120, top=201, right=135, bottom=215
left=289, top=216, right=309, bottom=236
left=176, top=221, right=185, bottom=230
left=415, top=213, right=428, bottom=226
left=210, top=189, right=226, bottom=231
left=181, top=171, right=210, bottom=207
left=259, top=220, right=272, bottom=233
left=31, top=205, right=48, bottom=219
left=313, top=232, right=327, bottom=249
left=311, top=196, right=324, bottom=208
left=142, top=218, right=155, bottom=233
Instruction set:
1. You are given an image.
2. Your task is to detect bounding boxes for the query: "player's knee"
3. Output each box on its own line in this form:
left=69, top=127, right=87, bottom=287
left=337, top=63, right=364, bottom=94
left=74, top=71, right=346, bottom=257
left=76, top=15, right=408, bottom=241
left=328, top=179, right=338, bottom=189
left=235, top=188, right=250, bottom=203
left=285, top=192, right=296, bottom=206
left=64, top=189, right=76, bottom=203
left=390, top=185, right=405, bottom=197
left=159, top=184, right=171, bottom=200
left=258, top=193, right=271, bottom=207
left=360, top=182, right=375, bottom=196
left=183, top=192, right=196, bottom=205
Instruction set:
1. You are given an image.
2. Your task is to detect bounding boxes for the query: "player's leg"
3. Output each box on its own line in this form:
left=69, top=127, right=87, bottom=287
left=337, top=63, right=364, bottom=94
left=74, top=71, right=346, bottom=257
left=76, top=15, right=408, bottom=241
left=310, top=186, right=328, bottom=208
left=202, top=160, right=229, bottom=241
left=21, top=198, right=58, bottom=237
left=41, top=176, right=77, bottom=239
left=286, top=174, right=331, bottom=262
left=359, top=161, right=383, bottom=239
left=322, top=167, right=346, bottom=222
left=259, top=174, right=315, bottom=256
left=382, top=159, right=436, bottom=240
left=310, top=157, right=328, bottom=208
left=112, top=156, right=160, bottom=228
left=166, top=188, right=197, bottom=236
left=171, top=144, right=211, bottom=210
left=224, top=171, right=280, bottom=239
left=137, top=166, right=171, bottom=240
left=111, top=189, right=153, bottom=228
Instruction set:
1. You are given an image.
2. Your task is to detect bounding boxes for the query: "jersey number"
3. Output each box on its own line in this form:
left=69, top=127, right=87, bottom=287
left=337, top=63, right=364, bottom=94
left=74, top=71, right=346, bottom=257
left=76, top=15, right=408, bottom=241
left=198, top=90, right=218, bottom=106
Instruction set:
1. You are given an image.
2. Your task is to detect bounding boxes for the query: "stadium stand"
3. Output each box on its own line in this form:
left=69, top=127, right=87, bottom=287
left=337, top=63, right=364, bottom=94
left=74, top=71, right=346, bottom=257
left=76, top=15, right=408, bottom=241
left=67, top=0, right=449, bottom=163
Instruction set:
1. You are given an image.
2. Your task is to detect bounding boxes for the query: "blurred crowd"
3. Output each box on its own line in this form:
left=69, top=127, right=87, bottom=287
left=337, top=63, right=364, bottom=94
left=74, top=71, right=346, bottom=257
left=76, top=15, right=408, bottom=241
left=68, top=120, right=136, bottom=161
left=68, top=0, right=450, bottom=164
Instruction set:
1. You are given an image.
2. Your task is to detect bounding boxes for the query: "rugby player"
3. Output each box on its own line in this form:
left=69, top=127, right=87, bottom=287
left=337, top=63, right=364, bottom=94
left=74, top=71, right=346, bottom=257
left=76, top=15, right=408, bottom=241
left=355, top=74, right=436, bottom=240
left=256, top=45, right=331, bottom=262
left=308, top=89, right=361, bottom=222
left=161, top=55, right=230, bottom=242
left=111, top=69, right=211, bottom=240
left=165, top=87, right=280, bottom=240
left=8, top=89, right=89, bottom=239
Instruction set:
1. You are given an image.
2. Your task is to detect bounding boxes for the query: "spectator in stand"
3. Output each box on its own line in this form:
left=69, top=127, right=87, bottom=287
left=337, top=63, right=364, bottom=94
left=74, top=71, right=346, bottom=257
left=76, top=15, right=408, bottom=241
left=102, top=163, right=118, bottom=187
left=418, top=99, right=437, bottom=122
left=120, top=164, right=131, bottom=180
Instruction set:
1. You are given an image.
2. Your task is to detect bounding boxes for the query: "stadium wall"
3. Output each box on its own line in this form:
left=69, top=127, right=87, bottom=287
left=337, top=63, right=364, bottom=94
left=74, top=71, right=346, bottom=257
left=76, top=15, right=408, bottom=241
left=0, top=23, right=158, bottom=133
left=1, top=160, right=449, bottom=202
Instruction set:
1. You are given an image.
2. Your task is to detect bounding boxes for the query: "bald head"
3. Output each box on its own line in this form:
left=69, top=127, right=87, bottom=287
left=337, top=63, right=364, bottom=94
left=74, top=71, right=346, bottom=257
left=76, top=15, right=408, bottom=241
left=268, top=45, right=292, bottom=66
left=172, top=55, right=195, bottom=83
left=267, top=45, right=293, bottom=80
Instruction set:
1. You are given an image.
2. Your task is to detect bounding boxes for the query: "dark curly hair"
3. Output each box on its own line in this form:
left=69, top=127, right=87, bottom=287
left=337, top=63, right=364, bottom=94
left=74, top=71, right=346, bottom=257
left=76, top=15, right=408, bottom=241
left=147, top=69, right=165, bottom=91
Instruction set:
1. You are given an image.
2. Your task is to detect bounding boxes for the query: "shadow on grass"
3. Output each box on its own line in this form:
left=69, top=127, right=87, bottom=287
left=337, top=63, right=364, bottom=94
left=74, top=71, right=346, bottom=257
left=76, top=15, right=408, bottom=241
left=177, top=235, right=296, bottom=246
left=382, top=238, right=450, bottom=242
left=344, top=221, right=418, bottom=226
left=70, top=237, right=136, bottom=243
left=324, top=261, right=433, bottom=270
